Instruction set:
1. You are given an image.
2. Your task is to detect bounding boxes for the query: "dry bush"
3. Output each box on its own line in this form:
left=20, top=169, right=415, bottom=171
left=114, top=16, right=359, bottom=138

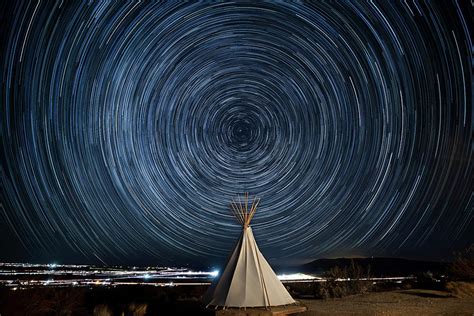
left=93, top=304, right=112, bottom=316
left=128, top=303, right=147, bottom=316
left=0, top=288, right=87, bottom=316
left=415, top=270, right=443, bottom=290
left=445, top=281, right=474, bottom=298
left=313, top=260, right=372, bottom=299
left=448, top=245, right=474, bottom=281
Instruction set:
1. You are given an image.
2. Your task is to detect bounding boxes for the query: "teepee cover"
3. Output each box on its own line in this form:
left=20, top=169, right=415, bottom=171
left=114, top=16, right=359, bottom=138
left=203, top=194, right=295, bottom=308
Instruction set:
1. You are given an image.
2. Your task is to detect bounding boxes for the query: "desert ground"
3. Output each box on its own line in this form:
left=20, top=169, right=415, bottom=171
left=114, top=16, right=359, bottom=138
left=0, top=282, right=473, bottom=315
left=298, top=289, right=474, bottom=315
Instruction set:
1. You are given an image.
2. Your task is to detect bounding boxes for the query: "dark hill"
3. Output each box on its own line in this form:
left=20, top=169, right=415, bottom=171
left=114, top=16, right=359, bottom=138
left=300, top=257, right=449, bottom=277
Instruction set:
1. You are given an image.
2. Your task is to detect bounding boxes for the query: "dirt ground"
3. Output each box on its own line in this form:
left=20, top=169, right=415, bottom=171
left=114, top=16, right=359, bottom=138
left=297, top=289, right=474, bottom=315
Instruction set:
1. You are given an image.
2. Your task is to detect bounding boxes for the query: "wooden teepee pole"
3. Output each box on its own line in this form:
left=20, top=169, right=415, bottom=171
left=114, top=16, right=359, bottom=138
left=231, top=198, right=244, bottom=225
left=232, top=193, right=260, bottom=228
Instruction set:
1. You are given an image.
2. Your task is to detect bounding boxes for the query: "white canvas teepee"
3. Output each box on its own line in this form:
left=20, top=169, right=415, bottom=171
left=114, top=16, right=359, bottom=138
left=203, top=194, right=296, bottom=308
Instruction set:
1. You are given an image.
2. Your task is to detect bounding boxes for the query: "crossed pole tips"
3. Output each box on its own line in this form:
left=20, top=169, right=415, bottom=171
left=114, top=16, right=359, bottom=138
left=230, top=192, right=260, bottom=228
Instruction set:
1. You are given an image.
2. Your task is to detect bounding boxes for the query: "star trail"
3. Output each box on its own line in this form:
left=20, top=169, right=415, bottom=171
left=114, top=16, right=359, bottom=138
left=0, top=1, right=472, bottom=266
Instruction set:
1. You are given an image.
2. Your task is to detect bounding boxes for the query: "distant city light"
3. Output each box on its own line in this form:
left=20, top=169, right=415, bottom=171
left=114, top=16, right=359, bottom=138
left=277, top=273, right=317, bottom=281
left=0, top=262, right=417, bottom=289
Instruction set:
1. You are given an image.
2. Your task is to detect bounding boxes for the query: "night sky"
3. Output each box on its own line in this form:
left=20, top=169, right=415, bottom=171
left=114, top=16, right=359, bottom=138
left=0, top=1, right=472, bottom=267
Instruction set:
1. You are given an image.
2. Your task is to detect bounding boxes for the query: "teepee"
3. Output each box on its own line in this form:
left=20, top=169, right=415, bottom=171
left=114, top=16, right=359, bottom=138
left=203, top=194, right=296, bottom=308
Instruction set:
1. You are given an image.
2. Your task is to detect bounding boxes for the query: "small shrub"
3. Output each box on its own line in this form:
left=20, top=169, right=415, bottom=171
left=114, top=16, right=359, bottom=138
left=448, top=245, right=474, bottom=281
left=445, top=281, right=474, bottom=298
left=416, top=270, right=437, bottom=288
left=312, top=260, right=372, bottom=299
left=93, top=304, right=112, bottom=316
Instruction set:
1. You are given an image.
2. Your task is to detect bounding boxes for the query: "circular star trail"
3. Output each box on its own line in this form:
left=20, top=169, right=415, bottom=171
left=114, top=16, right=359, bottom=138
left=0, top=2, right=472, bottom=265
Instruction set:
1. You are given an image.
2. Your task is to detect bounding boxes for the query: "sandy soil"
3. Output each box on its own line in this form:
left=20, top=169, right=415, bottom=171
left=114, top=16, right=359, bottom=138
left=297, top=289, right=474, bottom=315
